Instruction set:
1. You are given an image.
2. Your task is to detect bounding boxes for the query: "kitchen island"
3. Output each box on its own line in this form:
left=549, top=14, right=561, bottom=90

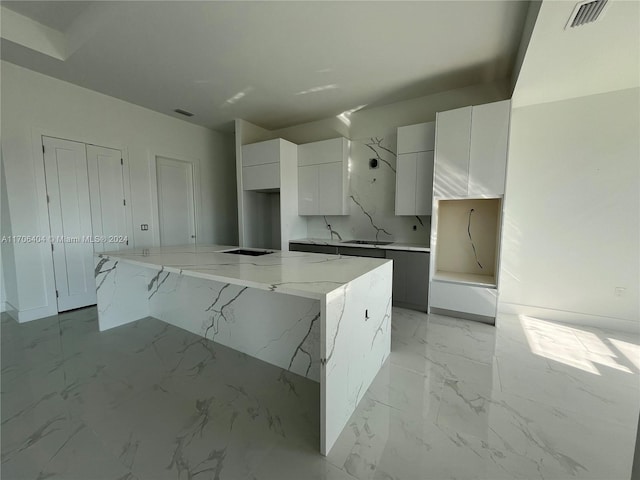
left=94, top=244, right=392, bottom=455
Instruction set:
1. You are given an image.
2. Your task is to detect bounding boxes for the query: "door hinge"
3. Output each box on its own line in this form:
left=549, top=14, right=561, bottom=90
left=46, top=194, right=50, bottom=203
left=121, top=158, right=123, bottom=165
left=123, top=199, right=126, bottom=206
left=51, top=243, right=54, bottom=252
left=42, top=145, right=45, bottom=154
left=55, top=289, right=59, bottom=298
left=126, top=239, right=129, bottom=245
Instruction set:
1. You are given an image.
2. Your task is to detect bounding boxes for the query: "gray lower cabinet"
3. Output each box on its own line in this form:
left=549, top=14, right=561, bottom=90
left=289, top=242, right=429, bottom=313
left=336, top=246, right=386, bottom=258
left=385, top=250, right=429, bottom=312
left=289, top=243, right=338, bottom=254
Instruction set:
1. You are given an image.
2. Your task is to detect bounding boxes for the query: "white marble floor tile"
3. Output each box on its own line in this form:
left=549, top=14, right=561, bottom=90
left=2, top=307, right=638, bottom=480
left=365, top=360, right=443, bottom=425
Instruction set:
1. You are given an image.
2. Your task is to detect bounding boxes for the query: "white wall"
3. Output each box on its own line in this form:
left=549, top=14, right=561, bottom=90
left=512, top=0, right=639, bottom=109
left=1, top=151, right=14, bottom=314
left=1, top=60, right=236, bottom=322
left=500, top=87, right=640, bottom=331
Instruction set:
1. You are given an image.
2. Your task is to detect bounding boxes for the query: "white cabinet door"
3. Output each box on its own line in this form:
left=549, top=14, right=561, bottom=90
left=430, top=280, right=497, bottom=318
left=395, top=153, right=417, bottom=215
left=434, top=106, right=472, bottom=198
left=469, top=100, right=510, bottom=196
left=397, top=122, right=435, bottom=154
left=298, top=138, right=346, bottom=166
left=87, top=145, right=129, bottom=253
left=43, top=137, right=96, bottom=311
left=242, top=139, right=281, bottom=167
left=415, top=151, right=434, bottom=215
left=318, top=162, right=344, bottom=215
left=242, top=163, right=280, bottom=191
left=395, top=151, right=433, bottom=216
left=298, top=165, right=318, bottom=215
left=297, top=137, right=349, bottom=215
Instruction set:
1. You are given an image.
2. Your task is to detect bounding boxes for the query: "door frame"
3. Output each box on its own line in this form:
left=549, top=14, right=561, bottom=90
left=31, top=128, right=132, bottom=318
left=149, top=150, right=201, bottom=247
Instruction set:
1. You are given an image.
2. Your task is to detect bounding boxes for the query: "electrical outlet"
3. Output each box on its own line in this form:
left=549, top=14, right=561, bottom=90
left=141, top=224, right=149, bottom=231
left=614, top=287, right=626, bottom=297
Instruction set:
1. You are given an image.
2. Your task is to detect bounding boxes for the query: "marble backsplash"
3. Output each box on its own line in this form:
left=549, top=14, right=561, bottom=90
left=306, top=135, right=431, bottom=245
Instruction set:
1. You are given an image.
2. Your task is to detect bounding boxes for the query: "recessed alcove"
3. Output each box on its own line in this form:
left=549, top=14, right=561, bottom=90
left=434, top=198, right=501, bottom=287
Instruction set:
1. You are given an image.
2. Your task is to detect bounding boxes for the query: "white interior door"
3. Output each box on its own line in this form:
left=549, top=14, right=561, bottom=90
left=87, top=145, right=129, bottom=253
left=156, top=156, right=196, bottom=246
left=43, top=137, right=96, bottom=311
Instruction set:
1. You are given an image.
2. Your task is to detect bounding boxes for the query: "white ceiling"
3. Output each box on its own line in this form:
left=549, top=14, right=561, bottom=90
left=2, top=1, right=92, bottom=32
left=1, top=1, right=530, bottom=131
left=514, top=0, right=640, bottom=107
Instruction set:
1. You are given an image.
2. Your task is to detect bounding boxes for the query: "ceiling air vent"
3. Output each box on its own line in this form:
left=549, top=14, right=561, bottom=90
left=173, top=108, right=194, bottom=117
left=566, top=0, right=608, bottom=28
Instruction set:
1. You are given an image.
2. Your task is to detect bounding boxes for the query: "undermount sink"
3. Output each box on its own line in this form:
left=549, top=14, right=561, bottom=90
left=221, top=249, right=274, bottom=256
left=342, top=240, right=393, bottom=246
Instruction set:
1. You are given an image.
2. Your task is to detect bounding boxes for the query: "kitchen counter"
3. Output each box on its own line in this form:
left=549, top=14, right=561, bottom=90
left=94, top=243, right=390, bottom=299
left=94, top=244, right=392, bottom=456
left=290, top=237, right=430, bottom=252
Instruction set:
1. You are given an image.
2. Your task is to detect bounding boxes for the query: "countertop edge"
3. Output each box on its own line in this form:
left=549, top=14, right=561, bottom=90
left=289, top=238, right=430, bottom=253
left=96, top=251, right=392, bottom=300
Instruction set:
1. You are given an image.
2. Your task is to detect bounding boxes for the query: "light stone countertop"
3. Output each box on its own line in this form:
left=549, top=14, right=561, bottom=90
left=98, top=244, right=391, bottom=300
left=289, top=238, right=430, bottom=252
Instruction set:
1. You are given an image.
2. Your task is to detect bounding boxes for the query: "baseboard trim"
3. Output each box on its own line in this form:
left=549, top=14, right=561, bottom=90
left=499, top=302, right=639, bottom=334
left=4, top=300, right=19, bottom=322
left=430, top=307, right=495, bottom=325
left=392, top=300, right=427, bottom=313
left=4, top=301, right=57, bottom=323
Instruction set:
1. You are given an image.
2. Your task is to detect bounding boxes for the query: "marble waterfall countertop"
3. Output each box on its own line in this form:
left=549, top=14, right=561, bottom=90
left=290, top=238, right=430, bottom=252
left=98, top=244, right=391, bottom=300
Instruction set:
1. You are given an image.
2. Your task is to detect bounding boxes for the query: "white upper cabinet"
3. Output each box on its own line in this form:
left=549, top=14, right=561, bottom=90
left=434, top=100, right=510, bottom=198
left=241, top=139, right=282, bottom=191
left=242, top=162, right=280, bottom=191
left=298, top=137, right=347, bottom=166
left=397, top=122, right=435, bottom=154
left=468, top=100, right=510, bottom=196
left=395, top=151, right=434, bottom=216
left=298, top=164, right=319, bottom=214
left=298, top=138, right=349, bottom=216
left=395, top=122, right=435, bottom=216
left=433, top=106, right=472, bottom=198
left=414, top=151, right=434, bottom=214
left=395, top=153, right=418, bottom=214
left=242, top=138, right=281, bottom=167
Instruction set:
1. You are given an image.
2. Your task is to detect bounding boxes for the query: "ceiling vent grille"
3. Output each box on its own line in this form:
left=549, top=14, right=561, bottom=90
left=174, top=108, right=194, bottom=117
left=566, top=0, right=608, bottom=28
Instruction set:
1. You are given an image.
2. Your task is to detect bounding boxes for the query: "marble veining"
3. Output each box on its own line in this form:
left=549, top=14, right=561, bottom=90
left=94, top=245, right=393, bottom=456
left=307, top=136, right=431, bottom=244
left=96, top=244, right=390, bottom=300
left=365, top=137, right=397, bottom=173
left=3, top=307, right=637, bottom=479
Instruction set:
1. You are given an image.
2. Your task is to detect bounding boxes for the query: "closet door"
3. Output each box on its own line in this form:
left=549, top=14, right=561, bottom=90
left=43, top=137, right=96, bottom=311
left=156, top=156, right=196, bottom=246
left=87, top=145, right=129, bottom=253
